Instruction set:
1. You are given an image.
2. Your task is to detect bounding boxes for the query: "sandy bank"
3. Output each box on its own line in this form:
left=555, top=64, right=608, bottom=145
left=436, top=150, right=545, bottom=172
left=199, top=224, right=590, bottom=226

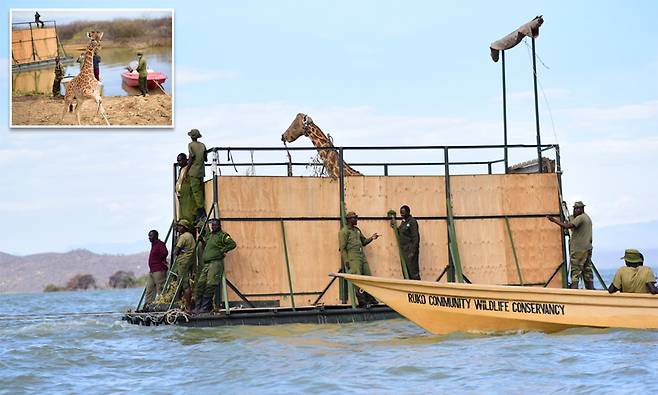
left=11, top=95, right=172, bottom=127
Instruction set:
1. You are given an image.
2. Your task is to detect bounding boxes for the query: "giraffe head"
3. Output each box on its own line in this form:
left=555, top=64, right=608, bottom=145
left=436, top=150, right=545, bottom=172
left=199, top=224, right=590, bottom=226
left=281, top=113, right=314, bottom=143
left=86, top=31, right=104, bottom=50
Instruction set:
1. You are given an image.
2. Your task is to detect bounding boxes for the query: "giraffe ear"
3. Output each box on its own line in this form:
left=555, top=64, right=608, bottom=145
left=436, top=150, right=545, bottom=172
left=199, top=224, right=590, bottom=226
left=98, top=32, right=104, bottom=40
left=87, top=32, right=92, bottom=38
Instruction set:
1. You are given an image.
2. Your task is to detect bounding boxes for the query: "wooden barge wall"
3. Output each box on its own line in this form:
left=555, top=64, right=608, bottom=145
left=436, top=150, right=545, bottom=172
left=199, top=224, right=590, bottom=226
left=203, top=173, right=563, bottom=307
left=12, top=27, right=60, bottom=65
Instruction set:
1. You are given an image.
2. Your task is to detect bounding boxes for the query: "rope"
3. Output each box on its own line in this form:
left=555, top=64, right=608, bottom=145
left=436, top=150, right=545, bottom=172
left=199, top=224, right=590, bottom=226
left=163, top=308, right=190, bottom=325
left=226, top=149, right=238, bottom=173
left=523, top=38, right=560, bottom=145
left=0, top=311, right=123, bottom=321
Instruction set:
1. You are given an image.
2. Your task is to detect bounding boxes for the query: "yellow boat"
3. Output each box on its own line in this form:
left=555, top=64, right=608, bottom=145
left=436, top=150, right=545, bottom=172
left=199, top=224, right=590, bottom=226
left=334, top=273, right=658, bottom=335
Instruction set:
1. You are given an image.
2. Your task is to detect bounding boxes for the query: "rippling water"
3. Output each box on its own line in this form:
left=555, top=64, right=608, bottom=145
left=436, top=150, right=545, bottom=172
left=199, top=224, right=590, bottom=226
left=3, top=277, right=658, bottom=394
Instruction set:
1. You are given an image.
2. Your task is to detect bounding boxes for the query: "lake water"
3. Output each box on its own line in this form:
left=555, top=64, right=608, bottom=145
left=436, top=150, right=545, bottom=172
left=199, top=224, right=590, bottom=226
left=3, top=270, right=658, bottom=393
left=11, top=46, right=172, bottom=97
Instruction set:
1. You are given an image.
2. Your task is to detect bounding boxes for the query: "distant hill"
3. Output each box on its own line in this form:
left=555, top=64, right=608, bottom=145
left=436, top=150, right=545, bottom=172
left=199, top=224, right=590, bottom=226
left=0, top=249, right=149, bottom=293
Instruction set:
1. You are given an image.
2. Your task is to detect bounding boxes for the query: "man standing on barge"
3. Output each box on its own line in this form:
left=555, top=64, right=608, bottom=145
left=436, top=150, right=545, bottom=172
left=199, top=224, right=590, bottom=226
left=397, top=205, right=421, bottom=280
left=175, top=153, right=196, bottom=225
left=339, top=211, right=380, bottom=306
left=187, top=129, right=207, bottom=224
left=173, top=219, right=196, bottom=311
left=194, top=219, right=237, bottom=313
left=145, top=229, right=168, bottom=305
left=547, top=201, right=594, bottom=289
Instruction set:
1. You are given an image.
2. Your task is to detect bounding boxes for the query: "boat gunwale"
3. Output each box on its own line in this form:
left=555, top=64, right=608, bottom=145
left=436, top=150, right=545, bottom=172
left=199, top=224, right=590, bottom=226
left=333, top=273, right=658, bottom=306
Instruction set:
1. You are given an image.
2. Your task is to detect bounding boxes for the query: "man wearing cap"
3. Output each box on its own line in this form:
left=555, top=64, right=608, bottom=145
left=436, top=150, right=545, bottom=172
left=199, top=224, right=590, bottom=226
left=609, top=249, right=658, bottom=294
left=136, top=52, right=147, bottom=96
left=175, top=153, right=196, bottom=225
left=547, top=201, right=594, bottom=289
left=339, top=211, right=380, bottom=306
left=193, top=219, right=237, bottom=313
left=397, top=205, right=421, bottom=280
left=187, top=129, right=207, bottom=223
left=173, top=219, right=196, bottom=311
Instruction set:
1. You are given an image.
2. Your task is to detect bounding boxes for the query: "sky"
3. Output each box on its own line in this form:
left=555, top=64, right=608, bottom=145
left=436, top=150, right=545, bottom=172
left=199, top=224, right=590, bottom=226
left=2, top=1, right=658, bottom=259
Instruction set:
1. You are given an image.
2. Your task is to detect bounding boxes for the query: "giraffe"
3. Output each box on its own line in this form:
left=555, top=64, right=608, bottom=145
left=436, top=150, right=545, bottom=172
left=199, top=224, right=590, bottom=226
left=281, top=113, right=362, bottom=177
left=60, top=31, right=109, bottom=126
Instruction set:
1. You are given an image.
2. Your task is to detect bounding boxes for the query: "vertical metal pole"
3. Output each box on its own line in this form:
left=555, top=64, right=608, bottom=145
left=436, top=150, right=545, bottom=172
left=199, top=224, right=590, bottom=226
left=159, top=163, right=179, bottom=297
left=444, top=148, right=455, bottom=282
left=384, top=164, right=389, bottom=176
left=555, top=145, right=569, bottom=288
left=212, top=150, right=223, bottom=307
left=487, top=163, right=492, bottom=175
left=29, top=23, right=36, bottom=61
left=170, top=163, right=177, bottom=271
left=338, top=148, right=348, bottom=304
left=504, top=217, right=524, bottom=286
left=502, top=50, right=509, bottom=173
left=280, top=221, right=296, bottom=310
left=532, top=37, right=543, bottom=173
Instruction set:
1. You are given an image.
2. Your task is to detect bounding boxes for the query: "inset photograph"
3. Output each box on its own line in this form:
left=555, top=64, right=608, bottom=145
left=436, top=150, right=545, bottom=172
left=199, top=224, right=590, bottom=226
left=10, top=9, right=173, bottom=128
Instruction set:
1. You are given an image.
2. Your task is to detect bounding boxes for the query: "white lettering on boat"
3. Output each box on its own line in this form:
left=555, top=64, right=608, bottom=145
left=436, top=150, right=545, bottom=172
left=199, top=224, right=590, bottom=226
left=406, top=293, right=565, bottom=316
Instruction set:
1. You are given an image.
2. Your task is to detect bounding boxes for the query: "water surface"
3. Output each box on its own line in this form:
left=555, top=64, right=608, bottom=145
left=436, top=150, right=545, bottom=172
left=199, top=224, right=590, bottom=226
left=2, top=271, right=658, bottom=393
left=11, top=46, right=172, bottom=96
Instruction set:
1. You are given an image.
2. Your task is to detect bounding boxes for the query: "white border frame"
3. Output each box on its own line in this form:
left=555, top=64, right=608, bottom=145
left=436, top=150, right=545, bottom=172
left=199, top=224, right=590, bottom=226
left=9, top=8, right=175, bottom=129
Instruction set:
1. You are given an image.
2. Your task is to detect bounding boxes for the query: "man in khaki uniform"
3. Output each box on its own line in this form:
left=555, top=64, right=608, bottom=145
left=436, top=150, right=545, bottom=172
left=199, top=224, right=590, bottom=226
left=187, top=129, right=207, bottom=224
left=339, top=211, right=379, bottom=306
left=548, top=201, right=594, bottom=289
left=608, top=249, right=658, bottom=294
left=175, top=153, right=196, bottom=225
left=194, top=219, right=237, bottom=313
left=173, top=219, right=196, bottom=311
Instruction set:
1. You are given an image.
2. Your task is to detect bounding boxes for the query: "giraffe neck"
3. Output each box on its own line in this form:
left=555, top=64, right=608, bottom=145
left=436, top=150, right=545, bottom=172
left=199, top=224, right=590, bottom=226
left=306, top=124, right=361, bottom=177
left=80, top=42, right=97, bottom=76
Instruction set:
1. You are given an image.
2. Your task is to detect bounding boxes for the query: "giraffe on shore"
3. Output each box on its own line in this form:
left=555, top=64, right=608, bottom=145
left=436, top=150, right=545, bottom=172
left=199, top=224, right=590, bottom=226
left=281, top=113, right=362, bottom=178
left=60, top=31, right=109, bottom=125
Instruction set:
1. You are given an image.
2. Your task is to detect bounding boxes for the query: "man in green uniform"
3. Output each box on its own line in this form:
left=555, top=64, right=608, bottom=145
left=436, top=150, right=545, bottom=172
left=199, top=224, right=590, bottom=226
left=52, top=56, right=64, bottom=97
left=548, top=201, right=594, bottom=289
left=187, top=128, right=208, bottom=224
left=175, top=153, right=196, bottom=225
left=173, top=219, right=196, bottom=311
left=398, top=205, right=421, bottom=280
left=136, top=51, right=148, bottom=96
left=608, top=249, right=658, bottom=294
left=194, top=219, right=237, bottom=313
left=339, top=211, right=380, bottom=306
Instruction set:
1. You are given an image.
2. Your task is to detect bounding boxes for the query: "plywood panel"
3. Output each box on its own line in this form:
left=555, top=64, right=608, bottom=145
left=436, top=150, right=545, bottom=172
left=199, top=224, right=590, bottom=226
left=215, top=176, right=339, bottom=218
left=281, top=221, right=342, bottom=305
left=222, top=221, right=289, bottom=297
left=455, top=218, right=563, bottom=288
left=12, top=28, right=58, bottom=63
left=451, top=173, right=559, bottom=216
left=455, top=220, right=509, bottom=285
left=504, top=217, right=563, bottom=287
left=344, top=176, right=446, bottom=217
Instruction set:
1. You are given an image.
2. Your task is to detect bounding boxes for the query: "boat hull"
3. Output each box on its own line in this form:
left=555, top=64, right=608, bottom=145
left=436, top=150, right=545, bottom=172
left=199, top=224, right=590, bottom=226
left=335, top=273, right=658, bottom=334
left=121, top=71, right=167, bottom=89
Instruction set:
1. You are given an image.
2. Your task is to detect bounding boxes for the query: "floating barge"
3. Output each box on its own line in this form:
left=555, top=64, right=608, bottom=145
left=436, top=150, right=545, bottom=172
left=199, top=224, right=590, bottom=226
left=124, top=138, right=583, bottom=327
left=11, top=20, right=73, bottom=71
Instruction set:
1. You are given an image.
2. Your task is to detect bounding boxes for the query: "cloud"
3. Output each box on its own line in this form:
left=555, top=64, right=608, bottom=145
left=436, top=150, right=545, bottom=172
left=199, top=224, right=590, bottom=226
left=175, top=68, right=239, bottom=84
